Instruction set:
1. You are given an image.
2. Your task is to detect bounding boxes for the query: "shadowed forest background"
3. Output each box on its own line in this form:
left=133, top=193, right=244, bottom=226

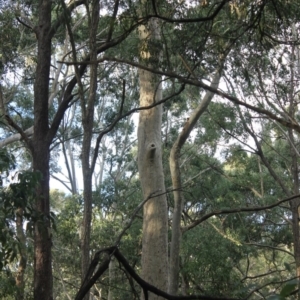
left=1, top=1, right=300, bottom=299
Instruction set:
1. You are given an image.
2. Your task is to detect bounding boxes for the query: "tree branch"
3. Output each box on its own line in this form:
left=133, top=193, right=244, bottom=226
left=4, top=115, right=33, bottom=150
left=89, top=83, right=185, bottom=174
left=50, top=0, right=86, bottom=38
left=115, top=189, right=163, bottom=246
left=182, top=194, right=300, bottom=233
left=146, top=0, right=229, bottom=23
left=47, top=19, right=147, bottom=145
left=0, top=126, right=33, bottom=148
left=16, top=16, right=34, bottom=31
left=50, top=174, right=73, bottom=194
left=58, top=56, right=300, bottom=134
left=106, top=0, right=119, bottom=42
left=75, top=246, right=241, bottom=300
left=244, top=242, right=293, bottom=257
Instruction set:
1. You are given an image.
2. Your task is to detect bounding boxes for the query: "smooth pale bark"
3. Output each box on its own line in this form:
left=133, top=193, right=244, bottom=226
left=66, top=138, right=78, bottom=194
left=168, top=66, right=224, bottom=295
left=138, top=19, right=168, bottom=300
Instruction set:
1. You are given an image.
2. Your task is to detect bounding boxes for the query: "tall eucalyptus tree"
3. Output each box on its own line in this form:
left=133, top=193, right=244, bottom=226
left=138, top=15, right=169, bottom=300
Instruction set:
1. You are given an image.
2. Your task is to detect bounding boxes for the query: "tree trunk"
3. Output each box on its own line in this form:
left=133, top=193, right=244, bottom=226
left=288, top=37, right=300, bottom=299
left=138, top=19, right=168, bottom=300
left=33, top=110, right=52, bottom=300
left=33, top=0, right=53, bottom=299
left=15, top=208, right=27, bottom=300
left=80, top=3, right=100, bottom=300
left=108, top=253, right=116, bottom=300
left=289, top=129, right=300, bottom=299
left=65, top=138, right=78, bottom=194
left=108, top=204, right=118, bottom=300
left=168, top=66, right=223, bottom=295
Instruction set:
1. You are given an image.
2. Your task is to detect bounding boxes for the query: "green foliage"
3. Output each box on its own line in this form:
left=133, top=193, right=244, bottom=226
left=0, top=8, right=22, bottom=72
left=0, top=148, right=15, bottom=177
left=268, top=279, right=299, bottom=299
left=0, top=270, right=16, bottom=300
left=51, top=193, right=82, bottom=298
left=50, top=184, right=143, bottom=299
left=181, top=222, right=245, bottom=297
left=0, top=149, right=41, bottom=269
left=1, top=0, right=300, bottom=299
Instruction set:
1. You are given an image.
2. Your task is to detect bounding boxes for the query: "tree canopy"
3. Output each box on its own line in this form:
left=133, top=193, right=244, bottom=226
left=1, top=1, right=300, bottom=300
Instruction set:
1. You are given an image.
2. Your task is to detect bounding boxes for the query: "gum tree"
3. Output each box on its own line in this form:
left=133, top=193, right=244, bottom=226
left=138, top=15, right=169, bottom=299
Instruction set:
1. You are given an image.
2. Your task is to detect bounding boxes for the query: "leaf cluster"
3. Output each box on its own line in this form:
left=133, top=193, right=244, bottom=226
left=0, top=149, right=41, bottom=269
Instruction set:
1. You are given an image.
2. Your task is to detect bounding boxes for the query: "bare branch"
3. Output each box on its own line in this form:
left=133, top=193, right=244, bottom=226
left=182, top=194, right=300, bottom=233
left=76, top=246, right=241, bottom=300
left=16, top=16, right=34, bottom=31
left=50, top=174, right=73, bottom=194
left=244, top=242, right=293, bottom=257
